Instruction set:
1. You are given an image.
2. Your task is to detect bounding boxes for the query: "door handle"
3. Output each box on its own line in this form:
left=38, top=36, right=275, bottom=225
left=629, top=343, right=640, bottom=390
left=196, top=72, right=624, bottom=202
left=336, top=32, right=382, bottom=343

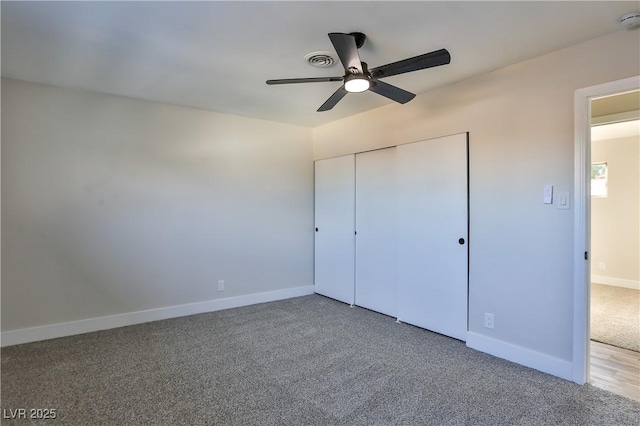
left=458, top=238, right=465, bottom=245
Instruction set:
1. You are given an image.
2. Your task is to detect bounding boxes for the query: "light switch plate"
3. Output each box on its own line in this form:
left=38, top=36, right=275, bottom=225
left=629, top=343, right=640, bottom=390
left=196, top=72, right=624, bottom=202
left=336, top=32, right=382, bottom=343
left=557, top=191, right=571, bottom=209
left=543, top=185, right=553, bottom=204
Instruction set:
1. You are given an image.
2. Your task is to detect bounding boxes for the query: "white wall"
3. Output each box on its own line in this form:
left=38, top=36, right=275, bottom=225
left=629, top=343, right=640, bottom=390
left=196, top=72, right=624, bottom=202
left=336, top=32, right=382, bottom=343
left=1, top=78, right=314, bottom=333
left=591, top=135, right=640, bottom=287
left=313, top=29, right=640, bottom=375
left=2, top=27, right=639, bottom=381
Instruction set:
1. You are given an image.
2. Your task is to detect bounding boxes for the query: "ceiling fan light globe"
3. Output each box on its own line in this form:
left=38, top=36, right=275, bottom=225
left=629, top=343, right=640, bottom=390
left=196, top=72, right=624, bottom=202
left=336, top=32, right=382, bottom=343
left=344, top=77, right=370, bottom=93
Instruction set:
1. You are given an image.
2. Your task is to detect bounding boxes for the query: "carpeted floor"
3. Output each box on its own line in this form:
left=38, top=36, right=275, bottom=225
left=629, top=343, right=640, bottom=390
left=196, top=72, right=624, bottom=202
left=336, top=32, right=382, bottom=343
left=591, top=283, right=640, bottom=352
left=2, top=295, right=640, bottom=425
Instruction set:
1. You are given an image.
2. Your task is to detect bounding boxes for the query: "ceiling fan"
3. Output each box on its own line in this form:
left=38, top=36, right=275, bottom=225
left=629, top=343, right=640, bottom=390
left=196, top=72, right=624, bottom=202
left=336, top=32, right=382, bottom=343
left=266, top=32, right=451, bottom=112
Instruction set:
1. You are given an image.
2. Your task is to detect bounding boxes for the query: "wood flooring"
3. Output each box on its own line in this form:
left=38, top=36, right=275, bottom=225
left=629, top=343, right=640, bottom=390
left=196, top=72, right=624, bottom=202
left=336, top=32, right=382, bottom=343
left=590, top=340, right=640, bottom=401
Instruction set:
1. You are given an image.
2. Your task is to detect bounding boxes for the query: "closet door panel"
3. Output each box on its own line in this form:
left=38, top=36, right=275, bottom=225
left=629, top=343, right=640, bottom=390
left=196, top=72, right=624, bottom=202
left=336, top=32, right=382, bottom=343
left=314, top=155, right=355, bottom=304
left=397, top=134, right=468, bottom=340
left=355, top=148, right=397, bottom=317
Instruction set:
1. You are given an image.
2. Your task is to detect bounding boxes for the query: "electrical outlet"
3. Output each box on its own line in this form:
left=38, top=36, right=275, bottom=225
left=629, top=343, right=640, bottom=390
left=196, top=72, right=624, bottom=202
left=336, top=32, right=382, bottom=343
left=217, top=280, right=225, bottom=292
left=484, top=313, right=495, bottom=329
left=598, top=262, right=606, bottom=271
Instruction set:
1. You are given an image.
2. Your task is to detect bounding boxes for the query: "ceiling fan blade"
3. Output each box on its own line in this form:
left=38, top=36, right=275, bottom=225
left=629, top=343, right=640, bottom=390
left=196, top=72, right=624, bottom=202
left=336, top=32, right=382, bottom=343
left=328, top=33, right=363, bottom=73
left=317, top=85, right=348, bottom=112
left=369, top=80, right=415, bottom=104
left=370, top=49, right=450, bottom=79
left=266, top=77, right=343, bottom=85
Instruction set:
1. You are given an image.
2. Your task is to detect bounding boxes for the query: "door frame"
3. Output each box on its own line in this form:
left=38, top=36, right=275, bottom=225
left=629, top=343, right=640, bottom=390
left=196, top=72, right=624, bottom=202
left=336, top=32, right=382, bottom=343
left=572, top=75, right=640, bottom=384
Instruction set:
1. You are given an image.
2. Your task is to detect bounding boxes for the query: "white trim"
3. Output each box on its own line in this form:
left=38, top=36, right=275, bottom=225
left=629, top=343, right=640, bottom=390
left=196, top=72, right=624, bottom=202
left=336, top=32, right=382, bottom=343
left=0, top=285, right=315, bottom=347
left=591, top=275, right=640, bottom=290
left=573, top=75, right=640, bottom=385
left=591, top=110, right=640, bottom=126
left=466, top=332, right=573, bottom=381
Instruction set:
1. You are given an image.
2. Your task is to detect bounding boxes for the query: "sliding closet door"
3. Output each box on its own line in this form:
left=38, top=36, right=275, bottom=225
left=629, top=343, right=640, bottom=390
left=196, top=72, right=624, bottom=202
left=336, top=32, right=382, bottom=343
left=355, top=148, right=397, bottom=317
left=397, top=133, right=468, bottom=341
left=314, top=155, right=355, bottom=304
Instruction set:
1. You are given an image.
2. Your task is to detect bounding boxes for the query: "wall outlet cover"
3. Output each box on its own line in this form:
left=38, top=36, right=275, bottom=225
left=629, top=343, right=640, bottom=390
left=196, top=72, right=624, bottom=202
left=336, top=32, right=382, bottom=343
left=484, top=313, right=495, bottom=329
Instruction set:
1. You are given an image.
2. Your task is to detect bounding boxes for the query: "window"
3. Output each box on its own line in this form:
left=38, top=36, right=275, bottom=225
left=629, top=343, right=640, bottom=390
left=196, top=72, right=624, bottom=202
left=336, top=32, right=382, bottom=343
left=591, top=163, right=608, bottom=198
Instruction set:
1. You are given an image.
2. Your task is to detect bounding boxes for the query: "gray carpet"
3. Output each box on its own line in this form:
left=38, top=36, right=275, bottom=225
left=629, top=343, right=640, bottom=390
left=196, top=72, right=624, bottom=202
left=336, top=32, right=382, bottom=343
left=591, top=283, right=640, bottom=352
left=2, top=295, right=640, bottom=425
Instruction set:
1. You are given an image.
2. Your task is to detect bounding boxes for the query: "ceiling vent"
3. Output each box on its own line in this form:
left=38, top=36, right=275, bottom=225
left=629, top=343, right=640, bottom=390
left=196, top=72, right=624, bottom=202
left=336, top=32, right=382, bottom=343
left=304, top=51, right=336, bottom=68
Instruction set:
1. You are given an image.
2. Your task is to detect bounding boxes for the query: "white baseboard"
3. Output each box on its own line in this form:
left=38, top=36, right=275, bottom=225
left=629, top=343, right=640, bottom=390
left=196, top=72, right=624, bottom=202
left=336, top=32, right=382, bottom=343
left=466, top=332, right=573, bottom=382
left=591, top=275, right=640, bottom=290
left=1, top=285, right=315, bottom=347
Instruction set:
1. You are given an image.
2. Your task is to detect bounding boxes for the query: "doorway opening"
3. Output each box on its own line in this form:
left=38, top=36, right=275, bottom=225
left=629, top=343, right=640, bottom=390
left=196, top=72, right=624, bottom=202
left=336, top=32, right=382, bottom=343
left=588, top=91, right=639, bottom=401
left=574, top=78, right=639, bottom=388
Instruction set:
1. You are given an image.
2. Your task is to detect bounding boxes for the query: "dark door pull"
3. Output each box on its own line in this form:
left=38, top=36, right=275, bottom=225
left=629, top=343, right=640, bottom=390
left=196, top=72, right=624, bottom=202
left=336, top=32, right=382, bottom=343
left=315, top=227, right=318, bottom=232
left=458, top=238, right=465, bottom=245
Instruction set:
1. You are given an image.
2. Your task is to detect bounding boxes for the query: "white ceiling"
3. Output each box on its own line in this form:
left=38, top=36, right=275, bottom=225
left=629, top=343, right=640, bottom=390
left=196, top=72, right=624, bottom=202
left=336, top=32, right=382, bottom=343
left=591, top=119, right=640, bottom=141
left=2, top=1, right=638, bottom=128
